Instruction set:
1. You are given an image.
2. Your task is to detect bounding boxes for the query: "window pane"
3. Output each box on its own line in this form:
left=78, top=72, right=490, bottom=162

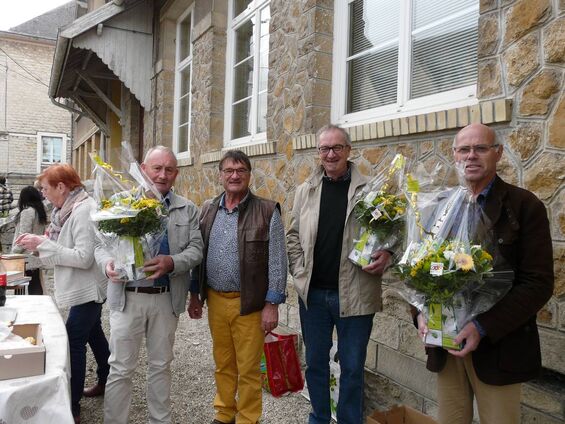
left=180, top=65, right=191, bottom=97
left=258, top=7, right=270, bottom=93
left=233, top=58, right=254, bottom=102
left=53, top=139, right=62, bottom=162
left=177, top=124, right=189, bottom=153
left=179, top=13, right=192, bottom=62
left=411, top=1, right=478, bottom=99
left=413, top=0, right=476, bottom=30
left=42, top=139, right=51, bottom=162
left=232, top=99, right=251, bottom=139
left=350, top=0, right=399, bottom=56
left=235, top=19, right=254, bottom=63
left=234, top=0, right=252, bottom=17
left=347, top=0, right=399, bottom=112
left=42, top=136, right=63, bottom=163
left=179, top=94, right=190, bottom=126
left=257, top=92, right=267, bottom=133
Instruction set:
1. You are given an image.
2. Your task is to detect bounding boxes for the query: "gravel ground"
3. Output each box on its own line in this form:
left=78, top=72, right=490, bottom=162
left=47, top=276, right=312, bottom=424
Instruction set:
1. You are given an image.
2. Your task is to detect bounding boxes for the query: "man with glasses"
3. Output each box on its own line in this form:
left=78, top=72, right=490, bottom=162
left=416, top=123, right=554, bottom=424
left=96, top=146, right=204, bottom=424
left=189, top=150, right=287, bottom=424
left=287, top=124, right=391, bottom=424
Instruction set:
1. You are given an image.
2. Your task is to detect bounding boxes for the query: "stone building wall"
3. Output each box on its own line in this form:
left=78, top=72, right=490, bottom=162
left=143, top=0, right=565, bottom=422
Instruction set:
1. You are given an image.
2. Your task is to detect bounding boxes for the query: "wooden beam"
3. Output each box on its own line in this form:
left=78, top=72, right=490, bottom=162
left=76, top=70, right=122, bottom=119
left=71, top=94, right=110, bottom=136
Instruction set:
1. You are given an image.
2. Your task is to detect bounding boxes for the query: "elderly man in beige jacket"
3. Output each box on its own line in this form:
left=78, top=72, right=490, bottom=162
left=95, top=146, right=203, bottom=424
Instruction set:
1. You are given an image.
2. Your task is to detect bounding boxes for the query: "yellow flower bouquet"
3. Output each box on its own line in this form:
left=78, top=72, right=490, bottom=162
left=396, top=239, right=493, bottom=305
left=90, top=144, right=168, bottom=280
left=392, top=165, right=512, bottom=350
left=349, top=154, right=407, bottom=266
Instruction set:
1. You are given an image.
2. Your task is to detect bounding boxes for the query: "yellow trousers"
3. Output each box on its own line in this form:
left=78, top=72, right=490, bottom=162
left=207, top=289, right=264, bottom=424
left=437, top=354, right=521, bottom=424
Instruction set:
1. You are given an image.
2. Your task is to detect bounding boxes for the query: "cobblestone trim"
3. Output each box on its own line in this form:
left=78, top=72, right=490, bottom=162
left=292, top=99, right=512, bottom=150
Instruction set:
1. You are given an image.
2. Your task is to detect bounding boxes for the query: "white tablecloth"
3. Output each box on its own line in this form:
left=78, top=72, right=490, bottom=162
left=0, top=295, right=73, bottom=424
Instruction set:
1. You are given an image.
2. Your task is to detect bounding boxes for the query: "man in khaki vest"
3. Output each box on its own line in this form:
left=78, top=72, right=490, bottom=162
left=189, top=150, right=287, bottom=424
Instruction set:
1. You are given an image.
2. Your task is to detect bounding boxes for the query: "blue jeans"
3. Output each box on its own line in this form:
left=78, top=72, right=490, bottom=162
left=299, top=289, right=374, bottom=424
left=67, top=301, right=110, bottom=416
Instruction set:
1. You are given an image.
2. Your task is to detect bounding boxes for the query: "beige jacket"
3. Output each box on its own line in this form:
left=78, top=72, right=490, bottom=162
left=286, top=162, right=382, bottom=317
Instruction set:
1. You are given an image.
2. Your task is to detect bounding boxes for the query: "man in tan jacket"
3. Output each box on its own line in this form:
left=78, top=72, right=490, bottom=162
left=287, top=124, right=391, bottom=424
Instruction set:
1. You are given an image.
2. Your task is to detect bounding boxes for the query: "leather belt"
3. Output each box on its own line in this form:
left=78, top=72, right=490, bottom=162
left=125, top=286, right=170, bottom=294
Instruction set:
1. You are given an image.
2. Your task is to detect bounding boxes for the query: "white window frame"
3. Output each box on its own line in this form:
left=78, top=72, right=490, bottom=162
left=172, top=5, right=194, bottom=160
left=332, top=0, right=479, bottom=127
left=224, top=0, right=270, bottom=147
left=37, top=132, right=67, bottom=172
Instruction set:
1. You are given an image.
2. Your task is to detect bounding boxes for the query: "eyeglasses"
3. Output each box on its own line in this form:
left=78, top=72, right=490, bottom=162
left=318, top=144, right=348, bottom=155
left=453, top=144, right=500, bottom=155
left=221, top=168, right=250, bottom=176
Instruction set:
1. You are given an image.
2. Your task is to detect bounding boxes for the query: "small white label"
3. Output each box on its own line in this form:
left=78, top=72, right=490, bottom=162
left=371, top=208, right=383, bottom=220
left=430, top=262, right=444, bottom=276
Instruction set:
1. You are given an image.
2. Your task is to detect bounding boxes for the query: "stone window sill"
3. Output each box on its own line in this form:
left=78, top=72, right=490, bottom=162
left=201, top=142, right=276, bottom=164
left=292, top=99, right=512, bottom=151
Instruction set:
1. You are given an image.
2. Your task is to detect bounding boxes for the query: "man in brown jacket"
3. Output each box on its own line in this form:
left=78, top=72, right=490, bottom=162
left=416, top=123, right=554, bottom=424
left=188, top=150, right=287, bottom=424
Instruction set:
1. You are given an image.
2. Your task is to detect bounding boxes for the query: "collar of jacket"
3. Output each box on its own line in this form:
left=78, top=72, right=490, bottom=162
left=209, top=189, right=257, bottom=213
left=167, top=191, right=191, bottom=211
left=305, top=161, right=365, bottom=191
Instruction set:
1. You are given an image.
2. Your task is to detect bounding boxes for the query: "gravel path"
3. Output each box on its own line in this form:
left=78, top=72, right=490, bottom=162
left=48, top=276, right=312, bottom=424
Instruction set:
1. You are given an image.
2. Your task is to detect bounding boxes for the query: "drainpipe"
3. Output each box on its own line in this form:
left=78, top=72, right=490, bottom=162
left=50, top=97, right=84, bottom=116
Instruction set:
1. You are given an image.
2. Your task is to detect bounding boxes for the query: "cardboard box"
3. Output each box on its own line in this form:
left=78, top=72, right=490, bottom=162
left=367, top=405, right=438, bottom=424
left=0, top=324, right=46, bottom=380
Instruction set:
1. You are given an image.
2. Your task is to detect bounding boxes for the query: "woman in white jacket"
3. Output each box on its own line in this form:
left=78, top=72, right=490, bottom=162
left=11, top=185, right=47, bottom=294
left=15, top=164, right=110, bottom=424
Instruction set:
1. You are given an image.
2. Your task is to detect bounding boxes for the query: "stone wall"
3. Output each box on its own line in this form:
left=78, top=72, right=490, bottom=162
left=144, top=0, right=565, bottom=422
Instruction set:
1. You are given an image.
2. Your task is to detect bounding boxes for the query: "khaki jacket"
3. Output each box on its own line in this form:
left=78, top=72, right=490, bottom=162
left=286, top=162, right=382, bottom=317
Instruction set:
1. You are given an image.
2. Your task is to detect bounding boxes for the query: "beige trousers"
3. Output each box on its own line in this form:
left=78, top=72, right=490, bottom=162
left=104, top=291, right=178, bottom=424
left=437, top=354, right=521, bottom=424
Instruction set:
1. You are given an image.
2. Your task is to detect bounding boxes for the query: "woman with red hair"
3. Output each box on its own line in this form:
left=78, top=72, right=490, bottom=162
left=15, top=164, right=110, bottom=424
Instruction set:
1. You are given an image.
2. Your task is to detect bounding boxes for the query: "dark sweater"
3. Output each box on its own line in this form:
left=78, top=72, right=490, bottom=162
left=310, top=178, right=350, bottom=290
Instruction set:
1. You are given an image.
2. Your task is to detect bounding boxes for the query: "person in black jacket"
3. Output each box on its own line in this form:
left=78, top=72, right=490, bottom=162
left=416, top=123, right=554, bottom=424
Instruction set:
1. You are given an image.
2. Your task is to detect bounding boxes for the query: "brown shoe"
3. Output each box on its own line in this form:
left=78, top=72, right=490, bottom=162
left=83, top=383, right=105, bottom=397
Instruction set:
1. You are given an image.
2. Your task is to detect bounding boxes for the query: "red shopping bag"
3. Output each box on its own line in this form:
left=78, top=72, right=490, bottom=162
left=263, top=331, right=304, bottom=397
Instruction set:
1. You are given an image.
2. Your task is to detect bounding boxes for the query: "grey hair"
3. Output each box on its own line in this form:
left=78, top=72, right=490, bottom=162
left=143, top=145, right=178, bottom=165
left=316, top=124, right=352, bottom=146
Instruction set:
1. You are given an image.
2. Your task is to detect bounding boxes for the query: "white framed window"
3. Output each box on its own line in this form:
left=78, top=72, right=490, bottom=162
left=224, top=0, right=270, bottom=147
left=37, top=132, right=67, bottom=172
left=172, top=5, right=194, bottom=159
left=332, top=0, right=479, bottom=126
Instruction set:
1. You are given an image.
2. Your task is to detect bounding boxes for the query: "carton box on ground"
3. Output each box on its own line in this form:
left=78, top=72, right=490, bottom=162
left=0, top=323, right=45, bottom=380
left=367, top=405, right=438, bottom=424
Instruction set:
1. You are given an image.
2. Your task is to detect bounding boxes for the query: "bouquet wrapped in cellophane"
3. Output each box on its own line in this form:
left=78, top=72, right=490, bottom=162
left=348, top=154, right=407, bottom=267
left=391, top=163, right=513, bottom=350
left=90, top=142, right=168, bottom=281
